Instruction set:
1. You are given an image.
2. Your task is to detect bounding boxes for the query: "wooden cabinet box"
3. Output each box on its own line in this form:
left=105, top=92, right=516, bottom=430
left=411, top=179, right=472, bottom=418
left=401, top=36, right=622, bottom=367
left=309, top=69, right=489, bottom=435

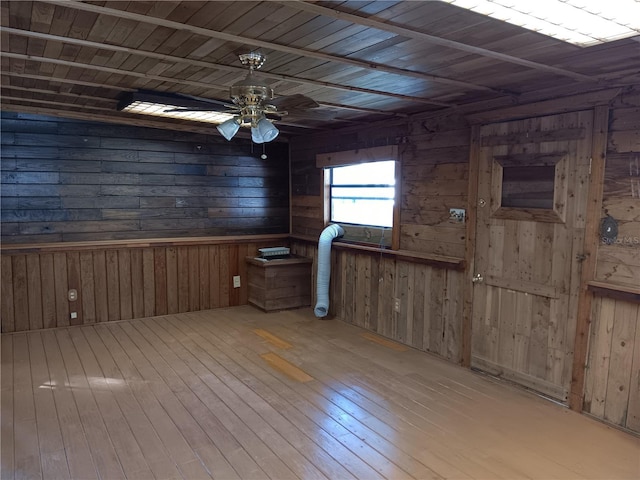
left=246, top=256, right=313, bottom=312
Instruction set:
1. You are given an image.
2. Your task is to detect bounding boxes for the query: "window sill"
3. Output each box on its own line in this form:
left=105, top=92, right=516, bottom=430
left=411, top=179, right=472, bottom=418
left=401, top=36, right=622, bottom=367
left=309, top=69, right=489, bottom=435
left=289, top=235, right=465, bottom=270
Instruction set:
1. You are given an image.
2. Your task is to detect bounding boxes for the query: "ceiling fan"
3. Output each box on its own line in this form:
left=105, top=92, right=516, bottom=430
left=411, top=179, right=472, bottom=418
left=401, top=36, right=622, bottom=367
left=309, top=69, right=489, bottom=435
left=167, top=52, right=321, bottom=143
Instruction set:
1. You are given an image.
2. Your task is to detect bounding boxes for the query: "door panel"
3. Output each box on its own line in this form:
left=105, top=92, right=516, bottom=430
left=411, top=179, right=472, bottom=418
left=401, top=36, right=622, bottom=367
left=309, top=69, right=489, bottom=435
left=471, top=111, right=593, bottom=402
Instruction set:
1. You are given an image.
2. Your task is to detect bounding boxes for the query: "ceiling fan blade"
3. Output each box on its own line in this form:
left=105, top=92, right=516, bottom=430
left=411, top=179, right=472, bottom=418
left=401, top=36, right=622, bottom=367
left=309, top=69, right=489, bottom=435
left=270, top=94, right=319, bottom=111
left=163, top=106, right=238, bottom=113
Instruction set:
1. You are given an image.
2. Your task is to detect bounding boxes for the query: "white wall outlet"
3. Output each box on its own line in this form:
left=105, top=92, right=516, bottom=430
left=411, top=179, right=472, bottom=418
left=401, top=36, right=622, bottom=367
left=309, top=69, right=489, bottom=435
left=70, top=312, right=78, bottom=319
left=394, top=298, right=401, bottom=312
left=68, top=289, right=78, bottom=301
left=233, top=275, right=241, bottom=288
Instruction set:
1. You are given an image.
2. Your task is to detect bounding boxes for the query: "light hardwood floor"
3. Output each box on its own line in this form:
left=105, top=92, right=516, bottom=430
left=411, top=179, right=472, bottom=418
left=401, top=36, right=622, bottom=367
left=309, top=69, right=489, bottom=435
left=1, top=306, right=638, bottom=479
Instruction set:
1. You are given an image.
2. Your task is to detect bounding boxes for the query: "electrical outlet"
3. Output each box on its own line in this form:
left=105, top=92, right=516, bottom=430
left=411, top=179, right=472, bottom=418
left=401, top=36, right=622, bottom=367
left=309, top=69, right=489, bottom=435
left=394, top=298, right=401, bottom=312
left=233, top=275, right=241, bottom=288
left=68, top=289, right=78, bottom=301
left=449, top=208, right=466, bottom=223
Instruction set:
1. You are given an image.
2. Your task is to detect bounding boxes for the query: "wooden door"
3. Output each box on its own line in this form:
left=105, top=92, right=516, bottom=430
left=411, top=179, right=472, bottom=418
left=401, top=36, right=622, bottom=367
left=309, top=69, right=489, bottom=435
left=471, top=111, right=593, bottom=402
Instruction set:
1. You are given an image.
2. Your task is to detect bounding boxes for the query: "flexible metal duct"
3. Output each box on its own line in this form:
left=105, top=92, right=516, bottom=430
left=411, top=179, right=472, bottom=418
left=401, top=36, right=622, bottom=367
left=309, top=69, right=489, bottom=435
left=314, top=223, right=344, bottom=318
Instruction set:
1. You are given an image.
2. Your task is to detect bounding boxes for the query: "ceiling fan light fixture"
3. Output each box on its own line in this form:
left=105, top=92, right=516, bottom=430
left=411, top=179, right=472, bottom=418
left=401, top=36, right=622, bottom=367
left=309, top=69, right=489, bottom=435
left=216, top=116, right=241, bottom=141
left=256, top=117, right=279, bottom=143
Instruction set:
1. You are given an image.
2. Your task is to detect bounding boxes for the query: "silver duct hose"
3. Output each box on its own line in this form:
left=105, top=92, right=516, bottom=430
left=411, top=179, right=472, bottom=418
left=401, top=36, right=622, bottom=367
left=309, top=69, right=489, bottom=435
left=314, top=224, right=344, bottom=318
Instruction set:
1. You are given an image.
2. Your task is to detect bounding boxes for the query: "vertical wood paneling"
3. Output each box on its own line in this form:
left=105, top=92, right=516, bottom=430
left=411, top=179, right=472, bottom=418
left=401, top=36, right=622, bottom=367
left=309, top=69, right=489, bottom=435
left=105, top=250, right=120, bottom=321
left=290, top=240, right=464, bottom=362
left=53, top=253, right=69, bottom=328
left=130, top=249, right=144, bottom=319
left=93, top=251, right=108, bottom=323
left=142, top=248, right=155, bottom=317
left=12, top=255, right=29, bottom=332
left=118, top=249, right=133, bottom=321
left=166, top=247, right=178, bottom=314
left=79, top=251, right=96, bottom=324
left=1, top=255, right=15, bottom=332
left=219, top=245, right=230, bottom=308
left=177, top=247, right=190, bottom=313
left=1, top=239, right=284, bottom=333
left=584, top=296, right=640, bottom=434
left=198, top=246, right=209, bottom=310
left=154, top=247, right=167, bottom=316
left=209, top=245, right=220, bottom=308
left=26, top=255, right=43, bottom=331
left=40, top=253, right=56, bottom=329
left=187, top=246, right=199, bottom=312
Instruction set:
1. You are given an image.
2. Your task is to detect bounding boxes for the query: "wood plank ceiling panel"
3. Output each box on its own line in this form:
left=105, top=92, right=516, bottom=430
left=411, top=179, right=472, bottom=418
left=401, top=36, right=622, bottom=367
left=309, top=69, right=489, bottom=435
left=1, top=0, right=637, bottom=134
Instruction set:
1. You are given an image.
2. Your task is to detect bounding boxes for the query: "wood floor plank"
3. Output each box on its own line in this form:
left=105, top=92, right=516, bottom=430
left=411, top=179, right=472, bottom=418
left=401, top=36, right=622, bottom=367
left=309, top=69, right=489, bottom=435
left=64, top=328, right=155, bottom=479
left=1, top=335, right=15, bottom=480
left=84, top=325, right=196, bottom=480
left=154, top=315, right=359, bottom=480
left=2, top=306, right=639, bottom=480
left=99, top=322, right=268, bottom=480
left=12, top=334, right=42, bottom=480
left=122, top=319, right=304, bottom=480
left=27, top=332, right=70, bottom=480
left=164, top=314, right=392, bottom=480
left=53, top=329, right=126, bottom=480
left=39, top=330, right=99, bottom=480
left=204, top=311, right=452, bottom=480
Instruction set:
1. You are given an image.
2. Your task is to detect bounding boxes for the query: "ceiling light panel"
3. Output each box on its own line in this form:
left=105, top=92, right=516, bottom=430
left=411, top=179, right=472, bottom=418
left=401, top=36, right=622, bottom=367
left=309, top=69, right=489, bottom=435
left=442, top=0, right=640, bottom=46
left=122, top=101, right=234, bottom=124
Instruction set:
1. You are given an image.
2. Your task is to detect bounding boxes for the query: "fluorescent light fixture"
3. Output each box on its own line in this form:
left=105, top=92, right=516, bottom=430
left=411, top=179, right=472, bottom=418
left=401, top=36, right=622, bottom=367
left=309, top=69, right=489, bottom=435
left=118, top=92, right=233, bottom=124
left=442, top=0, right=640, bottom=46
left=118, top=90, right=280, bottom=143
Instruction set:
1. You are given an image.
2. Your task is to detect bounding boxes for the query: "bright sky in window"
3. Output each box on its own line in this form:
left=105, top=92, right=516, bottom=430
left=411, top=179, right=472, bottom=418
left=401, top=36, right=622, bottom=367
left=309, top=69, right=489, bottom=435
left=442, top=0, right=640, bottom=46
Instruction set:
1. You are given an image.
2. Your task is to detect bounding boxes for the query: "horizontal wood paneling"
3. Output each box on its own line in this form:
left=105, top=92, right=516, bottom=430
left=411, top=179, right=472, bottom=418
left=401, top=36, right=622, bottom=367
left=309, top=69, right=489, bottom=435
left=290, top=112, right=470, bottom=259
left=583, top=296, right=640, bottom=434
left=291, top=240, right=464, bottom=363
left=595, top=92, right=640, bottom=289
left=1, top=112, right=289, bottom=243
left=0, top=238, right=286, bottom=333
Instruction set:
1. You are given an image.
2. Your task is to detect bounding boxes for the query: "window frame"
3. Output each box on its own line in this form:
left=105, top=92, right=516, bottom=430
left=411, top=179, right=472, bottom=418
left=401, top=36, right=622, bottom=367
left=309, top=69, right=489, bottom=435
left=316, top=145, right=400, bottom=249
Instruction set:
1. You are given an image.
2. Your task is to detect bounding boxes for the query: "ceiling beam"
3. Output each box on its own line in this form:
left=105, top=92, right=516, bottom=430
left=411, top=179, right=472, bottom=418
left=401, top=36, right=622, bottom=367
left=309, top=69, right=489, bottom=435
left=1, top=26, right=453, bottom=108
left=44, top=0, right=510, bottom=96
left=1, top=71, right=135, bottom=92
left=1, top=50, right=452, bottom=113
left=282, top=0, right=598, bottom=83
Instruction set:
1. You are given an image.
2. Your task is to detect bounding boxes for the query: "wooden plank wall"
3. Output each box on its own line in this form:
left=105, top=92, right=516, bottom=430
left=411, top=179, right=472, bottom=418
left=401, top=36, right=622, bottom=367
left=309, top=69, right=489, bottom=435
left=289, top=113, right=470, bottom=258
left=289, top=113, right=469, bottom=361
left=0, top=239, right=286, bottom=333
left=400, top=114, right=470, bottom=258
left=583, top=86, right=640, bottom=433
left=1, top=112, right=289, bottom=244
left=595, top=89, right=640, bottom=287
left=290, top=240, right=463, bottom=362
left=583, top=297, right=640, bottom=433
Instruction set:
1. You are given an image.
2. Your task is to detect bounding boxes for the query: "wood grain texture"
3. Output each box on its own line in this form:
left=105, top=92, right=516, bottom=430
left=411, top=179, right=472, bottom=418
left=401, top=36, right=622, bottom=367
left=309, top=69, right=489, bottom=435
left=584, top=296, right=640, bottom=433
left=2, top=306, right=639, bottom=480
left=1, top=113, right=289, bottom=244
left=1, top=237, right=289, bottom=332
left=471, top=111, right=594, bottom=403
left=292, top=239, right=464, bottom=363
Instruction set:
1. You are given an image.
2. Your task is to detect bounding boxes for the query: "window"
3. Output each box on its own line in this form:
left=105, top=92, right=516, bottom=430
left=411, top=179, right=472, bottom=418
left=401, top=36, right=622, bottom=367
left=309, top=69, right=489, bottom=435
left=316, top=145, right=400, bottom=248
left=329, top=161, right=396, bottom=228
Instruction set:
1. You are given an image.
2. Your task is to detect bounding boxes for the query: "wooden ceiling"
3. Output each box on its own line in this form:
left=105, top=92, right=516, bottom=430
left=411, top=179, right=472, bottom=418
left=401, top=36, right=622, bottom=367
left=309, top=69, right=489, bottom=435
left=1, top=1, right=639, bottom=137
